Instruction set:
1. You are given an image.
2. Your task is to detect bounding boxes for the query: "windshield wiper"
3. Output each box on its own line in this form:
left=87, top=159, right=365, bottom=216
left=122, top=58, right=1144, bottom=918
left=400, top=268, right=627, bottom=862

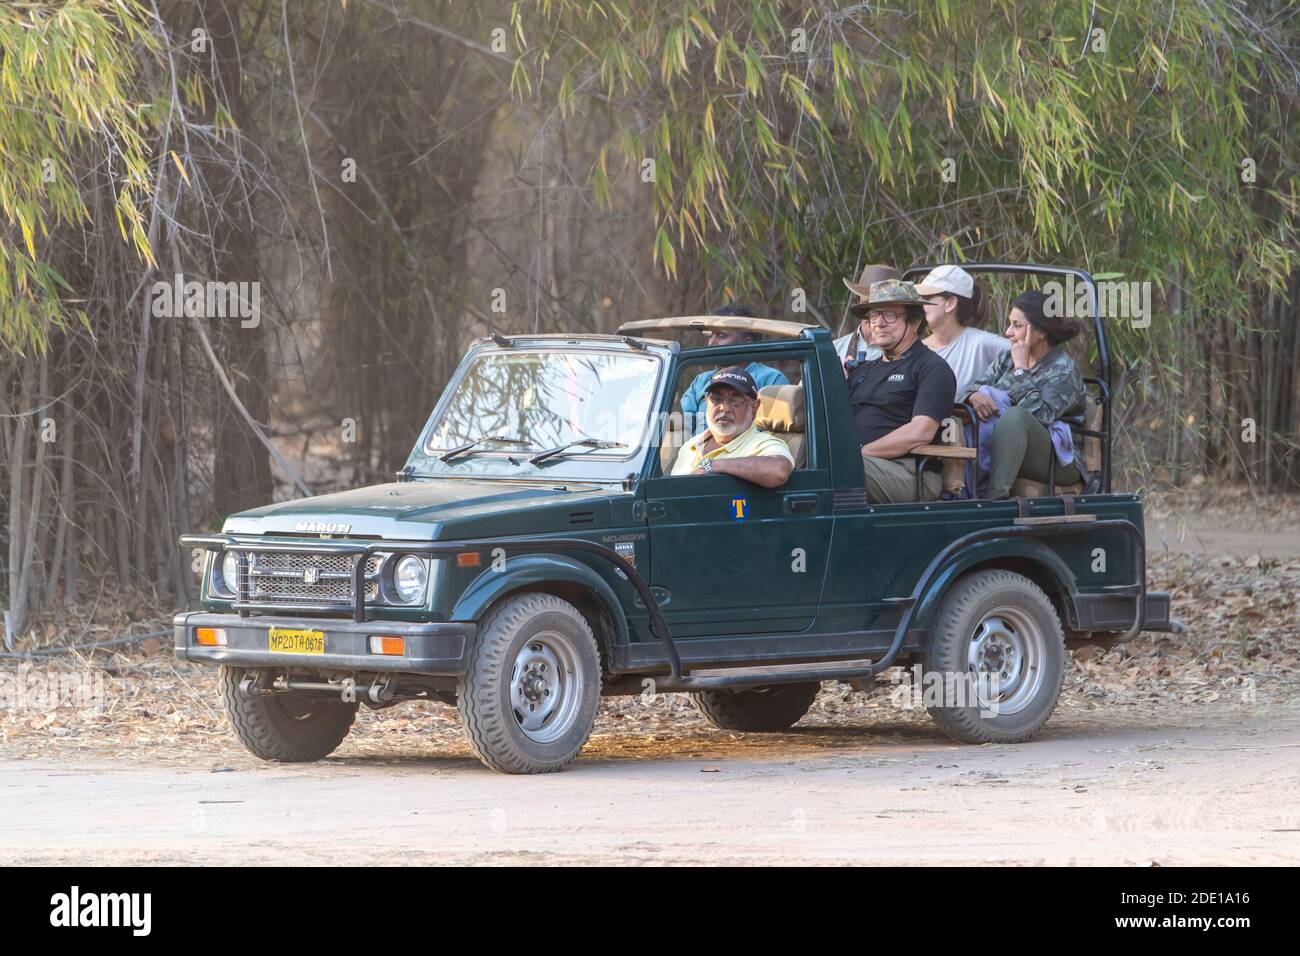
left=439, top=434, right=533, bottom=463
left=528, top=439, right=627, bottom=465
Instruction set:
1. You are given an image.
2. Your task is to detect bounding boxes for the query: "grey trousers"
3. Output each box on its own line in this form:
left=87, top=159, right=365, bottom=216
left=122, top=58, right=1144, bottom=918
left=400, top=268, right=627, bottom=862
left=861, top=452, right=942, bottom=503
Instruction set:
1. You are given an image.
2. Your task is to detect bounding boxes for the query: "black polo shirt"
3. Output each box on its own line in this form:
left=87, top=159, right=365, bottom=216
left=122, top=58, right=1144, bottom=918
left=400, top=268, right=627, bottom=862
left=847, top=337, right=957, bottom=446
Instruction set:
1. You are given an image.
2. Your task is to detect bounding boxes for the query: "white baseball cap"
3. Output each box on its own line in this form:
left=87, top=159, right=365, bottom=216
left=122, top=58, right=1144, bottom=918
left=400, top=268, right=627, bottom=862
left=913, top=265, right=975, bottom=299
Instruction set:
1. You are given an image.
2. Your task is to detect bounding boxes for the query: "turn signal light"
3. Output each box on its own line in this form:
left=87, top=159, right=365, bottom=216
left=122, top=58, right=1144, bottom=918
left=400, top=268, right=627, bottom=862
left=369, top=635, right=405, bottom=656
left=456, top=552, right=481, bottom=567
left=195, top=627, right=227, bottom=647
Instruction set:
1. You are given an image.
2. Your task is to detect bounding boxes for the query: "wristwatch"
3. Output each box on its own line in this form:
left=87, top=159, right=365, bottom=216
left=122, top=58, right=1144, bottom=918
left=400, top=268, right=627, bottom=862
left=700, top=458, right=714, bottom=474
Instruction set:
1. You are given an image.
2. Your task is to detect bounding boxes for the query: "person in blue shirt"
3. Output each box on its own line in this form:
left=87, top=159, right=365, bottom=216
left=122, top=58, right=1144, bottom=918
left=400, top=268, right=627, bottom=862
left=679, top=305, right=789, bottom=435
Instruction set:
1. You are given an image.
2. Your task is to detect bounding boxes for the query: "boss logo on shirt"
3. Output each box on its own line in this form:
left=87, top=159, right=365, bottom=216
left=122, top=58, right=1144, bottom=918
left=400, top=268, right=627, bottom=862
left=887, top=373, right=906, bottom=383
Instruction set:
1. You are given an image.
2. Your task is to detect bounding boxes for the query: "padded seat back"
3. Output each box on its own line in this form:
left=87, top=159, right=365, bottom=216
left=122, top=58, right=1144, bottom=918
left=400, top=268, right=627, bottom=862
left=659, top=413, right=688, bottom=474
left=756, top=384, right=807, bottom=468
left=937, top=407, right=972, bottom=495
left=1082, top=392, right=1103, bottom=474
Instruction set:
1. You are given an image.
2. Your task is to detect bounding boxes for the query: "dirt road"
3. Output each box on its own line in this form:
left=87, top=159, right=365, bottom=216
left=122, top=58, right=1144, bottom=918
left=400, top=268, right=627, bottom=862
left=1144, top=496, right=1300, bottom=559
left=2, top=703, right=1296, bottom=866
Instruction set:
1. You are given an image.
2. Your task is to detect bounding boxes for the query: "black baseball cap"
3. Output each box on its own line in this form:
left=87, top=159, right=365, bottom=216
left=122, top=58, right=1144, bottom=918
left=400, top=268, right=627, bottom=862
left=704, top=366, right=758, bottom=399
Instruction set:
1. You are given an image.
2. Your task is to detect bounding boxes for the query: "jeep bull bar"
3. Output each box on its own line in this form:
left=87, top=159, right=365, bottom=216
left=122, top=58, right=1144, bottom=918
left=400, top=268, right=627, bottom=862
left=181, top=533, right=684, bottom=679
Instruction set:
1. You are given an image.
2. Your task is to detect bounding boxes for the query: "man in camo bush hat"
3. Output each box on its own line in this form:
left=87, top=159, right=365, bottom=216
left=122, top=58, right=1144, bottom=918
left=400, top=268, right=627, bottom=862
left=846, top=280, right=957, bottom=503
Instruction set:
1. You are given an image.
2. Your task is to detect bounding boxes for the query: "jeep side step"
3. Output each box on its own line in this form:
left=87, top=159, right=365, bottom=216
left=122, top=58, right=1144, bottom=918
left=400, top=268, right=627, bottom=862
left=654, top=658, right=877, bottom=692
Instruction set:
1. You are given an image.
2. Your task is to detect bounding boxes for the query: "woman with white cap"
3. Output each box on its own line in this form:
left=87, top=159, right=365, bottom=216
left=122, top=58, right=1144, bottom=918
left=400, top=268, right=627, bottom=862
left=914, top=265, right=1009, bottom=396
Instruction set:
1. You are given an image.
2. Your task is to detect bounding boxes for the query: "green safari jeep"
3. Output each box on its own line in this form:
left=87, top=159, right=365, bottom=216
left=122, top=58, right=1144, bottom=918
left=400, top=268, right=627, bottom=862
left=177, top=263, right=1173, bottom=774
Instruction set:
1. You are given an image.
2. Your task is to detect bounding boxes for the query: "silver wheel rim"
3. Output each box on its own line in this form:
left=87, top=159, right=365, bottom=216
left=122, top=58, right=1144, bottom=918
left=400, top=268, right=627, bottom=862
left=510, top=629, right=583, bottom=743
left=965, top=605, right=1045, bottom=716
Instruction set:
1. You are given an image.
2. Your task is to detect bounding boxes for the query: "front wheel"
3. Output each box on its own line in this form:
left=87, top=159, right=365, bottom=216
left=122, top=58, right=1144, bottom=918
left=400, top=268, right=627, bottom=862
left=219, top=666, right=358, bottom=761
left=457, top=593, right=601, bottom=774
left=923, top=569, right=1065, bottom=744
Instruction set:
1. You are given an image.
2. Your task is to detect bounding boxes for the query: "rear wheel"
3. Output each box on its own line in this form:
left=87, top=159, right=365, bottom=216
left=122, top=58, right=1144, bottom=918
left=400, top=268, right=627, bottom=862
left=923, top=569, right=1065, bottom=744
left=457, top=593, right=601, bottom=774
left=219, top=666, right=358, bottom=761
left=691, top=682, right=820, bottom=732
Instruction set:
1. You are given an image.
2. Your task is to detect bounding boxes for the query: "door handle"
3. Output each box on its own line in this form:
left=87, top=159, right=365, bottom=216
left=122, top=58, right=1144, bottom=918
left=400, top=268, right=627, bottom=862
left=785, top=494, right=819, bottom=514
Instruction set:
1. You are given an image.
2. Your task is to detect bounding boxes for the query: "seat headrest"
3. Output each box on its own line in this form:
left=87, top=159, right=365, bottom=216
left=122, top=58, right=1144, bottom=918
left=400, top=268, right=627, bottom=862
left=756, top=384, right=805, bottom=433
left=1085, top=391, right=1104, bottom=429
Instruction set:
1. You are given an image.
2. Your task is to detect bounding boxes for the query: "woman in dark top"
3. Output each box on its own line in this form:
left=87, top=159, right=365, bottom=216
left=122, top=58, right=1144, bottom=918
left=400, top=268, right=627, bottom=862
left=960, top=290, right=1086, bottom=498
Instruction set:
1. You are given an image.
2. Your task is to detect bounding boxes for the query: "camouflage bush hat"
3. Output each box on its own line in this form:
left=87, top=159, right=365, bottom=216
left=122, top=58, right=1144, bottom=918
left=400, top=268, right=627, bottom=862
left=849, top=279, right=923, bottom=318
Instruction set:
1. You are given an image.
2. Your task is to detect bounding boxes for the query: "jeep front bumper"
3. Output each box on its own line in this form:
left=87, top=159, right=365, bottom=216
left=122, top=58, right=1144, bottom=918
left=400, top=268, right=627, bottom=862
left=173, top=611, right=475, bottom=675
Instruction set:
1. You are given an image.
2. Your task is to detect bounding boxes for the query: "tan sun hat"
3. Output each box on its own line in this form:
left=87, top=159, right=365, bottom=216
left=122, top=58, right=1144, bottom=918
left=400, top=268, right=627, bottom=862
left=842, top=263, right=901, bottom=299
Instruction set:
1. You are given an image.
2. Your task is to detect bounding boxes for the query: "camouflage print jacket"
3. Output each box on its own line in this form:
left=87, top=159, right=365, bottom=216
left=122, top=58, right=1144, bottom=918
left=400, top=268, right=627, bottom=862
left=963, top=345, right=1086, bottom=426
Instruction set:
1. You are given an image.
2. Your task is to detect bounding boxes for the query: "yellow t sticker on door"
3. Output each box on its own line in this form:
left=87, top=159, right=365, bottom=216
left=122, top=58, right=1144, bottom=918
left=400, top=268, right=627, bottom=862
left=731, top=498, right=748, bottom=520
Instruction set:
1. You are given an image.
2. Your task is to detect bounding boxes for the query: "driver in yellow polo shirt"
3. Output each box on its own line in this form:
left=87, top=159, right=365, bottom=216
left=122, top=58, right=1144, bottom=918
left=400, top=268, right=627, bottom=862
left=671, top=367, right=795, bottom=489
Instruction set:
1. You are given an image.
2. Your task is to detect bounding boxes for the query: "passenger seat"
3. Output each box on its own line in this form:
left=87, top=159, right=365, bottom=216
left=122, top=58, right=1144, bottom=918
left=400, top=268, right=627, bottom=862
left=756, top=384, right=807, bottom=468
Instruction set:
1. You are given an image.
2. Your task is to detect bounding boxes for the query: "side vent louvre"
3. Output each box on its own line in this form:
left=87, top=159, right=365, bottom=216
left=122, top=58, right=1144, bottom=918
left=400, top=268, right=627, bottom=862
left=833, top=488, right=868, bottom=511
left=568, top=510, right=596, bottom=525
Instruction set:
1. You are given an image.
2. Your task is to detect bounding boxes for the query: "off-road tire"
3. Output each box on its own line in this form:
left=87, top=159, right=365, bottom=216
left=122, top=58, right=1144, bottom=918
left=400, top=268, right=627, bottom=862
left=457, top=593, right=601, bottom=774
left=690, top=682, right=820, bottom=732
left=219, top=666, right=358, bottom=761
left=924, top=569, right=1065, bottom=744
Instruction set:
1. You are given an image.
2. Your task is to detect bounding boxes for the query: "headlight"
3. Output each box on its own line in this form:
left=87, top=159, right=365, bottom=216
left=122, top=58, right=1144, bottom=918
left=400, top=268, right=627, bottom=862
left=392, top=555, right=429, bottom=605
left=211, top=551, right=238, bottom=598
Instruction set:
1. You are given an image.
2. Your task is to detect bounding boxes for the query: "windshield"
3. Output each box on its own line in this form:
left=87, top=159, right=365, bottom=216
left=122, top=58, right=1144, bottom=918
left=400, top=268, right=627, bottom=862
left=418, top=348, right=662, bottom=469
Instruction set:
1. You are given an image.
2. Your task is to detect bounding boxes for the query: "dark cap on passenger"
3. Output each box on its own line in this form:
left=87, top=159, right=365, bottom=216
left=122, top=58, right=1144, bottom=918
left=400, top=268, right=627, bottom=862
left=704, top=366, right=758, bottom=399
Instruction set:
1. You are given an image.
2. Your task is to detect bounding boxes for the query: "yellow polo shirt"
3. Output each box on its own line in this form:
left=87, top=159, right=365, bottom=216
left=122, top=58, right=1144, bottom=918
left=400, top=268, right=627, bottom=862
left=671, top=423, right=795, bottom=475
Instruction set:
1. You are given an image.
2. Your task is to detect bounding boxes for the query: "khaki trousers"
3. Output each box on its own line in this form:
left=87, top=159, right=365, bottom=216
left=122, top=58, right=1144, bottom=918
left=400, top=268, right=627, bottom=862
left=861, top=452, right=942, bottom=503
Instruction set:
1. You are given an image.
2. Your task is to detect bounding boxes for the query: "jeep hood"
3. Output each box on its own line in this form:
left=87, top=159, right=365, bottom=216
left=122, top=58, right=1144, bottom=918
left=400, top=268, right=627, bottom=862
left=223, top=479, right=617, bottom=540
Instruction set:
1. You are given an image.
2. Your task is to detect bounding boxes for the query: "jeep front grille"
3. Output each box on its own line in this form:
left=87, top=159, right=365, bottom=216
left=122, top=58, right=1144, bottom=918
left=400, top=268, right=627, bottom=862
left=236, top=551, right=382, bottom=610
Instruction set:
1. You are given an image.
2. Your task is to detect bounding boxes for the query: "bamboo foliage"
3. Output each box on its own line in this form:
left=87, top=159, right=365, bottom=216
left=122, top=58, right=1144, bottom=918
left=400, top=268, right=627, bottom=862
left=1, top=1, right=159, bottom=645
left=0, top=0, right=154, bottom=355
left=516, top=2, right=1297, bottom=305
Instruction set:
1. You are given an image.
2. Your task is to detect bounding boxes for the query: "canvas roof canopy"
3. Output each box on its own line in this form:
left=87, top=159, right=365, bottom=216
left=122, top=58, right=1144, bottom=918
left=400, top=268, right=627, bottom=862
left=617, top=315, right=816, bottom=340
